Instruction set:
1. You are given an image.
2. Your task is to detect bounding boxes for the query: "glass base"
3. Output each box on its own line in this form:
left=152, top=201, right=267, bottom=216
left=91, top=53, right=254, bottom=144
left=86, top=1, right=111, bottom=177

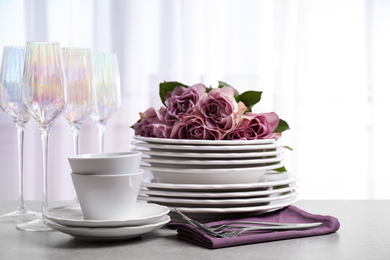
left=0, top=209, right=41, bottom=223
left=16, top=218, right=54, bottom=232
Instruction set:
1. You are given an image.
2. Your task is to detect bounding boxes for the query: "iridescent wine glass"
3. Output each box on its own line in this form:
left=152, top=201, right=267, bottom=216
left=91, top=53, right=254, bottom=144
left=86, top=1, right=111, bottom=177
left=91, top=52, right=121, bottom=152
left=17, top=42, right=66, bottom=231
left=62, top=48, right=93, bottom=203
left=0, top=46, right=41, bottom=223
left=62, top=48, right=93, bottom=155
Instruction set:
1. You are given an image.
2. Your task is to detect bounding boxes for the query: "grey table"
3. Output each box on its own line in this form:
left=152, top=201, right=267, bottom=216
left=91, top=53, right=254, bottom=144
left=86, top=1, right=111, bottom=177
left=0, top=200, right=389, bottom=260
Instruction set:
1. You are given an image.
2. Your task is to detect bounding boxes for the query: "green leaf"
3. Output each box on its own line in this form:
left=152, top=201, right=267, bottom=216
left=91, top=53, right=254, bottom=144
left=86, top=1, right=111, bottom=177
left=273, top=166, right=288, bottom=172
left=205, top=86, right=213, bottom=92
left=236, top=91, right=262, bottom=112
left=274, top=119, right=290, bottom=132
left=283, top=145, right=293, bottom=151
left=218, top=81, right=230, bottom=88
left=159, top=81, right=188, bottom=106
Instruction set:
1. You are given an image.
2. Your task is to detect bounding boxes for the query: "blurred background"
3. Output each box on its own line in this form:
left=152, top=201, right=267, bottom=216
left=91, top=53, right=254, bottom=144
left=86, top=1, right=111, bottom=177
left=0, top=0, right=389, bottom=201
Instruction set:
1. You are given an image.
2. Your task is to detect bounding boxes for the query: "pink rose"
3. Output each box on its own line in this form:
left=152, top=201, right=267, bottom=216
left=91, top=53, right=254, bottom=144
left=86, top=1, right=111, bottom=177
left=196, top=86, right=247, bottom=136
left=225, top=112, right=279, bottom=140
left=165, top=83, right=206, bottom=124
left=133, top=107, right=172, bottom=138
left=170, top=115, right=222, bottom=140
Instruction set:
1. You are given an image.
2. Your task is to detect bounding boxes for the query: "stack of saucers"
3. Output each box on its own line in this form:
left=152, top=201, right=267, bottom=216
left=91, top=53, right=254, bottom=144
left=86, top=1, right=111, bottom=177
left=43, top=151, right=170, bottom=241
left=132, top=136, right=298, bottom=221
left=43, top=202, right=170, bottom=242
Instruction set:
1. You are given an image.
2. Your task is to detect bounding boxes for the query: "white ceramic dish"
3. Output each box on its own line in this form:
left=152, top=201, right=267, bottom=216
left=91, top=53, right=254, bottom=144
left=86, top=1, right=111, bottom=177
left=169, top=198, right=297, bottom=214
left=44, top=215, right=170, bottom=242
left=134, top=148, right=284, bottom=159
left=168, top=198, right=297, bottom=222
left=142, top=156, right=283, bottom=167
left=132, top=141, right=282, bottom=151
left=68, top=151, right=142, bottom=174
left=134, top=135, right=276, bottom=145
left=43, top=202, right=169, bottom=227
left=138, top=191, right=297, bottom=207
left=141, top=174, right=296, bottom=191
left=72, top=170, right=143, bottom=220
left=141, top=163, right=283, bottom=184
left=139, top=184, right=297, bottom=198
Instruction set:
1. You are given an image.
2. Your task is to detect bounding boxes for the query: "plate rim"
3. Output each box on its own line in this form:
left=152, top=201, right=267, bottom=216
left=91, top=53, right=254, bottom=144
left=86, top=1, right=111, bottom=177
left=141, top=175, right=298, bottom=190
left=166, top=198, right=298, bottom=213
left=138, top=191, right=297, bottom=205
left=139, top=183, right=298, bottom=198
left=134, top=135, right=276, bottom=145
left=132, top=141, right=282, bottom=151
left=43, top=202, right=170, bottom=227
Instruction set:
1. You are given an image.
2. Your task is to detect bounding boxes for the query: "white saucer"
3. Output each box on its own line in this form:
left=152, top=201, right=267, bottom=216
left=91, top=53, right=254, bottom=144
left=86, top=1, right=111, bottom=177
left=134, top=135, right=276, bottom=145
left=43, top=202, right=169, bottom=228
left=44, top=215, right=170, bottom=242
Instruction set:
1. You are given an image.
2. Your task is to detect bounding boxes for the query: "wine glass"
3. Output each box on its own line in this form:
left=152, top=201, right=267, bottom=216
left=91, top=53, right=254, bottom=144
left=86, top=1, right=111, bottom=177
left=16, top=42, right=66, bottom=231
left=0, top=46, right=41, bottom=223
left=91, top=52, right=121, bottom=152
left=62, top=47, right=93, bottom=203
left=62, top=48, right=93, bottom=155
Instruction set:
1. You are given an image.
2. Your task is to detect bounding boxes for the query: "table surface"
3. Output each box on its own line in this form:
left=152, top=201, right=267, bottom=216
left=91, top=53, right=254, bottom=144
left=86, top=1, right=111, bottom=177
left=1, top=200, right=389, bottom=260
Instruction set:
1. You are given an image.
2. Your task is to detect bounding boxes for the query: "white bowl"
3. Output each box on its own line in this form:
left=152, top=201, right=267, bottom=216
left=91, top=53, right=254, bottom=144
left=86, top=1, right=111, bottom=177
left=68, top=151, right=142, bottom=175
left=141, top=163, right=283, bottom=184
left=71, top=170, right=144, bottom=220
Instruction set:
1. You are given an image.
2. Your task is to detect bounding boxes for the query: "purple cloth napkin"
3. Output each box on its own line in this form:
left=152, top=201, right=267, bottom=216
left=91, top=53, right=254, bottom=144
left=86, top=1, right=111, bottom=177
left=167, top=206, right=340, bottom=249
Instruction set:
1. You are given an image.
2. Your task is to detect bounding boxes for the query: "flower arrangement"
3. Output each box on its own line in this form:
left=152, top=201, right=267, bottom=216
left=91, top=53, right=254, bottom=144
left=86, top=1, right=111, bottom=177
left=132, top=81, right=290, bottom=140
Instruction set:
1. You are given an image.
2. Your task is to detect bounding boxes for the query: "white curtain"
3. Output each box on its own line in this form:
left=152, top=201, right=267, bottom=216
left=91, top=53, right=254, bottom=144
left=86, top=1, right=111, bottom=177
left=0, top=0, right=389, bottom=201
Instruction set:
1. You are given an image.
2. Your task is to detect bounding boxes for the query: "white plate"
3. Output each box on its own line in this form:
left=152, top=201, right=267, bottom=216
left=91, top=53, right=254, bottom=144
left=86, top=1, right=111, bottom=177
left=134, top=135, right=276, bottom=145
left=138, top=191, right=297, bottom=207
left=140, top=184, right=297, bottom=198
left=169, top=198, right=297, bottom=214
left=132, top=141, right=282, bottom=151
left=168, top=198, right=298, bottom=222
left=44, top=215, right=170, bottom=242
left=43, top=202, right=170, bottom=228
left=142, top=174, right=295, bottom=191
left=134, top=148, right=284, bottom=159
left=142, top=163, right=284, bottom=184
left=142, top=156, right=283, bottom=166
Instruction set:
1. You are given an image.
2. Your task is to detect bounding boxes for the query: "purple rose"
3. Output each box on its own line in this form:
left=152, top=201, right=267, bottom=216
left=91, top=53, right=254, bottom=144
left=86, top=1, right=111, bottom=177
left=165, top=83, right=206, bottom=124
left=133, top=107, right=172, bottom=138
left=225, top=112, right=279, bottom=140
left=196, top=86, right=247, bottom=136
left=170, top=115, right=222, bottom=140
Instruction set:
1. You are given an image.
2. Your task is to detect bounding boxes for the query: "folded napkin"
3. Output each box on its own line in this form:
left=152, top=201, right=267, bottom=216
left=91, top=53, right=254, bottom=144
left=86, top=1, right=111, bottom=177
left=167, top=206, right=340, bottom=249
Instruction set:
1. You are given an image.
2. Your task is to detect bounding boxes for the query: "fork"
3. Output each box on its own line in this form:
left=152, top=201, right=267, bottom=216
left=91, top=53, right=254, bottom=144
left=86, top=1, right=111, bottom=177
left=175, top=209, right=322, bottom=238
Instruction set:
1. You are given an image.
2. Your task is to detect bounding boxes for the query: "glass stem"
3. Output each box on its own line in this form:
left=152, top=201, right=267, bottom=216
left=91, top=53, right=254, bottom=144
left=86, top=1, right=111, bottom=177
left=71, top=126, right=80, bottom=155
left=40, top=128, right=50, bottom=214
left=16, top=124, right=26, bottom=213
left=98, top=122, right=106, bottom=153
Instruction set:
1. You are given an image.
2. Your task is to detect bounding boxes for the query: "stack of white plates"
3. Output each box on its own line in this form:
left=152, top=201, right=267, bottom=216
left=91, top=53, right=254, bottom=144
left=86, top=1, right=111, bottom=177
left=132, top=136, right=298, bottom=221
left=43, top=202, right=170, bottom=242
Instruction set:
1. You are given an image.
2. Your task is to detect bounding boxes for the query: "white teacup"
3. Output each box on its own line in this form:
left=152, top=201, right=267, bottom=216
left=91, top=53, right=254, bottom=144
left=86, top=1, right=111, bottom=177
left=68, top=151, right=142, bottom=175
left=71, top=169, right=144, bottom=220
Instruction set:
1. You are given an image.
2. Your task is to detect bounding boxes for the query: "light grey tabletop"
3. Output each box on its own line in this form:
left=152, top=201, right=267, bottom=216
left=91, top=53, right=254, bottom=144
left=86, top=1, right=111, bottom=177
left=0, top=200, right=389, bottom=260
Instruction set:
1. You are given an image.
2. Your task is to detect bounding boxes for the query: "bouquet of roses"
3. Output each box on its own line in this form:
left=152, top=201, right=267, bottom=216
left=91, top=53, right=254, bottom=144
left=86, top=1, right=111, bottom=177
left=132, top=81, right=290, bottom=140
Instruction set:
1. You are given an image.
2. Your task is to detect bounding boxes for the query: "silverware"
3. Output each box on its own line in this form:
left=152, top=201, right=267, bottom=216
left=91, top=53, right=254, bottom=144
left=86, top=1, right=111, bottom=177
left=175, top=209, right=322, bottom=238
